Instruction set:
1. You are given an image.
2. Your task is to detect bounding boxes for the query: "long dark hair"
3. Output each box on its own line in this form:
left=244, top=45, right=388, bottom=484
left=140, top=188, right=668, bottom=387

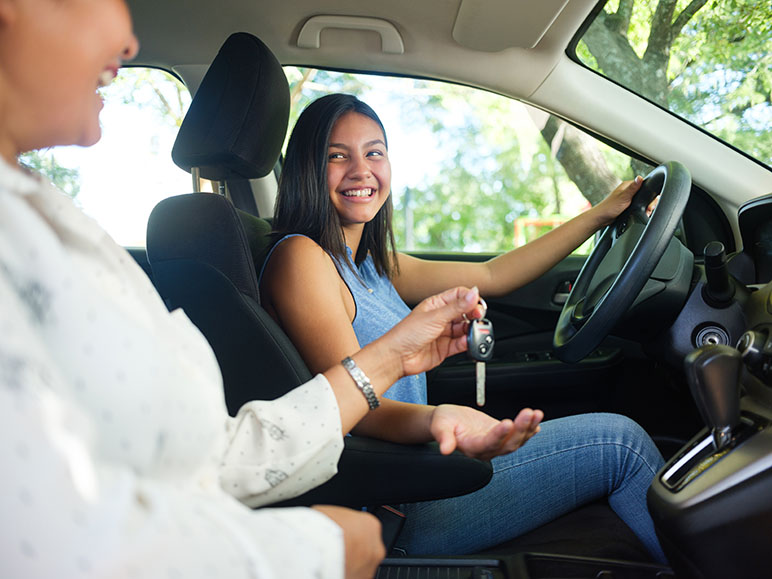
left=273, top=93, right=398, bottom=278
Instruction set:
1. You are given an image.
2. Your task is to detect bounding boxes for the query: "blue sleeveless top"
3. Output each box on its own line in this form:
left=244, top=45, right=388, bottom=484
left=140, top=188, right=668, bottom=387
left=259, top=234, right=427, bottom=404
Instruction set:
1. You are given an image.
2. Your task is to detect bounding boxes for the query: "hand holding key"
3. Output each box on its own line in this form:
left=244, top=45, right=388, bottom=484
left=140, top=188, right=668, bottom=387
left=467, top=298, right=494, bottom=406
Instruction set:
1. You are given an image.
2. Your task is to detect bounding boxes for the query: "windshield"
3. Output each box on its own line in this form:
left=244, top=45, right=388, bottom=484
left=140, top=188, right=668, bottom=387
left=574, top=0, right=771, bottom=167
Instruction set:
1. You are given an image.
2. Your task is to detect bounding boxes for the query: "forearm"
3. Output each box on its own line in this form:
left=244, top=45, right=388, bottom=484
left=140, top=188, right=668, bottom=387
left=351, top=399, right=436, bottom=443
left=322, top=338, right=416, bottom=435
left=393, top=208, right=605, bottom=302
left=480, top=177, right=643, bottom=296
left=394, top=179, right=641, bottom=303
left=483, top=204, right=607, bottom=296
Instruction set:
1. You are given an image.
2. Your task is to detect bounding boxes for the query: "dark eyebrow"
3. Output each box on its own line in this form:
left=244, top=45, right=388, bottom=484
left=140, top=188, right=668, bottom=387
left=328, top=139, right=386, bottom=149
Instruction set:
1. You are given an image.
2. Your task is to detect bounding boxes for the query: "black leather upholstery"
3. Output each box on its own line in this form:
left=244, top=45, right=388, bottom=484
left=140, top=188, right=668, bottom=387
left=146, top=31, right=492, bottom=507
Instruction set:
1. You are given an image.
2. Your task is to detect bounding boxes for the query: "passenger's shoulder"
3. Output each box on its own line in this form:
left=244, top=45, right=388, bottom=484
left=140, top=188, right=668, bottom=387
left=265, top=235, right=337, bottom=283
left=275, top=233, right=322, bottom=252
left=272, top=234, right=330, bottom=263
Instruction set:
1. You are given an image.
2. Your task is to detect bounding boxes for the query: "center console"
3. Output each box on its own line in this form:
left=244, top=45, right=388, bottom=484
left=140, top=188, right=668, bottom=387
left=647, top=338, right=772, bottom=579
left=377, top=554, right=672, bottom=578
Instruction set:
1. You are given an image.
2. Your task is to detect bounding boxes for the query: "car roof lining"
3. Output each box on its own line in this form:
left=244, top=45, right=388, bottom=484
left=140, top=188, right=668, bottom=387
left=126, top=0, right=598, bottom=101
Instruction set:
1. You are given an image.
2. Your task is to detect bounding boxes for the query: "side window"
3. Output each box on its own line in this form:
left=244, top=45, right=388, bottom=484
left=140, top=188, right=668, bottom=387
left=19, top=67, right=192, bottom=247
left=286, top=68, right=652, bottom=254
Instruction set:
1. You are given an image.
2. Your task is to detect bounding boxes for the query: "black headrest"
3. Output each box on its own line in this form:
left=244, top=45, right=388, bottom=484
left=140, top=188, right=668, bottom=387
left=147, top=193, right=260, bottom=302
left=171, top=32, right=289, bottom=181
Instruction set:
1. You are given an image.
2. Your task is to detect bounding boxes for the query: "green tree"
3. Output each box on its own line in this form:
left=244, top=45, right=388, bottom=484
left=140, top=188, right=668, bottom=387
left=19, top=150, right=80, bottom=199
left=109, top=67, right=189, bottom=128
left=388, top=84, right=599, bottom=251
left=530, top=0, right=771, bottom=229
left=578, top=0, right=771, bottom=164
left=285, top=68, right=371, bottom=139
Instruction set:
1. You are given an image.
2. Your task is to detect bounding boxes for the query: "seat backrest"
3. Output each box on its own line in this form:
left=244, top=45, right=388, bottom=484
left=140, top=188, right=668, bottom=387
left=146, top=32, right=310, bottom=414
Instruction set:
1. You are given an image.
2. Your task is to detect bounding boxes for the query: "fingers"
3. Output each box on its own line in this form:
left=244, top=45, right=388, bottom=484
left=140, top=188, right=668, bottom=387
left=419, top=285, right=478, bottom=311
left=513, top=408, right=543, bottom=444
left=312, top=506, right=385, bottom=579
left=444, top=334, right=470, bottom=359
left=433, top=405, right=545, bottom=461
left=387, top=285, right=481, bottom=375
left=624, top=175, right=643, bottom=189
left=611, top=176, right=642, bottom=202
left=417, top=285, right=481, bottom=320
left=646, top=194, right=660, bottom=216
left=597, top=176, right=644, bottom=226
left=623, top=175, right=643, bottom=197
left=476, top=408, right=543, bottom=460
left=437, top=427, right=458, bottom=455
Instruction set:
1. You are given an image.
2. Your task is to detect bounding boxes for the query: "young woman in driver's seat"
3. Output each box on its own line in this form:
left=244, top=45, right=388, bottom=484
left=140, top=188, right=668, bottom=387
left=260, top=93, right=667, bottom=563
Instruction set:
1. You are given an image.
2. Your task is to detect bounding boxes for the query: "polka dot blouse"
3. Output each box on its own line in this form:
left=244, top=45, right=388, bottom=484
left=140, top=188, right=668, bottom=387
left=0, top=159, right=345, bottom=578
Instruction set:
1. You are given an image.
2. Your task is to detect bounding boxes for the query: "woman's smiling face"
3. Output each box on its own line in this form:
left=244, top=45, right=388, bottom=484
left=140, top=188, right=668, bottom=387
left=0, top=0, right=139, bottom=161
left=326, top=111, right=391, bottom=231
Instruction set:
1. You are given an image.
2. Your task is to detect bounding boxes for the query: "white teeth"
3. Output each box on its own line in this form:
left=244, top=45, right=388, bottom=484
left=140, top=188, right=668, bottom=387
left=98, top=70, right=114, bottom=88
left=342, top=189, right=374, bottom=197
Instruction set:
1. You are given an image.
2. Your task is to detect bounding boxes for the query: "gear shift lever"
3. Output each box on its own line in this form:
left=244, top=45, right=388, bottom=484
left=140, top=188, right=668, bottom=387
left=684, top=345, right=742, bottom=450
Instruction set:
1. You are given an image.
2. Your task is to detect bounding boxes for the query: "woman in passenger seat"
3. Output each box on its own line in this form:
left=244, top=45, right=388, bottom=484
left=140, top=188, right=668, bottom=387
left=259, top=93, right=668, bottom=563
left=0, top=3, right=541, bottom=578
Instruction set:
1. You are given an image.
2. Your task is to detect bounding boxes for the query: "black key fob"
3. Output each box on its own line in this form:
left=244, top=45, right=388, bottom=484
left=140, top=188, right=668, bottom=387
left=467, top=318, right=494, bottom=362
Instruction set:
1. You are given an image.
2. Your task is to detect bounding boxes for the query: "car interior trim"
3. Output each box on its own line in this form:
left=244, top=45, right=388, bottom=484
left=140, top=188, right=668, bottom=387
left=297, top=15, right=405, bottom=54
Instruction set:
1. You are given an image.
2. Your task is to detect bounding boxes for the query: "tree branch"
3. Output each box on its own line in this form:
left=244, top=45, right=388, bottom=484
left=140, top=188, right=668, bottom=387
left=539, top=116, right=619, bottom=206
left=671, top=0, right=709, bottom=38
left=617, top=0, right=635, bottom=33
left=582, top=13, right=644, bottom=93
left=645, top=0, right=677, bottom=62
left=151, top=85, right=182, bottom=127
left=290, top=68, right=316, bottom=108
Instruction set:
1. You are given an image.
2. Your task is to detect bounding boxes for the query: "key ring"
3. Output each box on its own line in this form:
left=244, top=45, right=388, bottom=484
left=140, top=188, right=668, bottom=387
left=463, top=297, right=488, bottom=323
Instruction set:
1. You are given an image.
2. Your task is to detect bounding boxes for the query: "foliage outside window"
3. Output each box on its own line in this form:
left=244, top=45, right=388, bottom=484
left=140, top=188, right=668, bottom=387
left=575, top=0, right=771, bottom=167
left=285, top=68, right=649, bottom=254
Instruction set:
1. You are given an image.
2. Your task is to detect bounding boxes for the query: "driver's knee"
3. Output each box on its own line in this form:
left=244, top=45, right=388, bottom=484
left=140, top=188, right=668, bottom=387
left=588, top=413, right=665, bottom=481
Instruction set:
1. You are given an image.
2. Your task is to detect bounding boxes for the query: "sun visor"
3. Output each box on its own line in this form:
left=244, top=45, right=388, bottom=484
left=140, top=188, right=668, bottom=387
left=453, top=0, right=569, bottom=51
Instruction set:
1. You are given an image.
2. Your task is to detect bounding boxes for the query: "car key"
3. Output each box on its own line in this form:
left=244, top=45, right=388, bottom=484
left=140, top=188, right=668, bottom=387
left=467, top=299, right=494, bottom=407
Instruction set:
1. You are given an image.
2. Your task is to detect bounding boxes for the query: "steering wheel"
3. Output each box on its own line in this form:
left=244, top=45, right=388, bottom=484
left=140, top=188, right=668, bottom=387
left=553, top=161, right=692, bottom=363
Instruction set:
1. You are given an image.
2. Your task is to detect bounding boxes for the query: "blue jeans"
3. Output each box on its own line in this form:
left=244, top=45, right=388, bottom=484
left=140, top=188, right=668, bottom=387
left=396, top=413, right=667, bottom=563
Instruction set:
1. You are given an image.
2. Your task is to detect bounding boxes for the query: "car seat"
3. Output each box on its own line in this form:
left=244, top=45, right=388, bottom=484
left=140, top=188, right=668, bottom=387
left=145, top=31, right=492, bottom=509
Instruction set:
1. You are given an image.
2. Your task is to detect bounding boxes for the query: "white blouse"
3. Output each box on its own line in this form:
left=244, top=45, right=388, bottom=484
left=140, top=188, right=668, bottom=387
left=0, top=159, right=345, bottom=578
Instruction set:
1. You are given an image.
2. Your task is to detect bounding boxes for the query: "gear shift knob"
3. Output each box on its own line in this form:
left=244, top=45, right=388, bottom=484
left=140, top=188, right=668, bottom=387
left=684, top=345, right=742, bottom=450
